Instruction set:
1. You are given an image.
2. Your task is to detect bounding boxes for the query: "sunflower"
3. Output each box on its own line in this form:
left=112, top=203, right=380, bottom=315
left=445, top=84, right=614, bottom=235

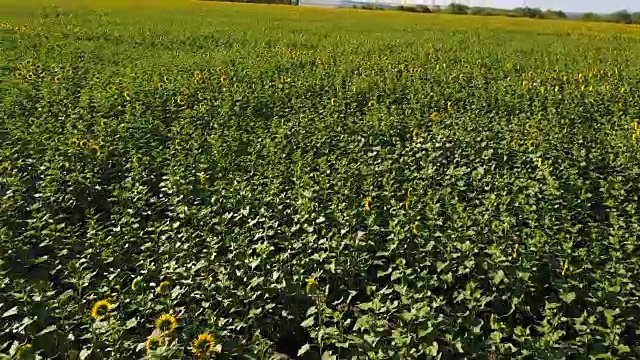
left=131, top=277, right=143, bottom=291
left=412, top=222, right=419, bottom=235
left=305, top=277, right=317, bottom=294
left=176, top=95, right=186, bottom=105
left=191, top=333, right=216, bottom=358
left=363, top=197, right=372, bottom=212
left=430, top=112, right=442, bottom=122
left=156, top=280, right=170, bottom=295
left=68, top=137, right=79, bottom=147
left=91, top=299, right=112, bottom=320
left=561, top=260, right=569, bottom=277
left=16, top=344, right=32, bottom=360
left=89, top=144, right=101, bottom=156
left=145, top=335, right=164, bottom=353
left=155, top=314, right=178, bottom=334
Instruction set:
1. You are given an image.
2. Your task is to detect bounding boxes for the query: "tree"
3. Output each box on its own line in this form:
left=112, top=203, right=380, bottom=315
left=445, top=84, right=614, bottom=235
left=548, top=10, right=567, bottom=19
left=447, top=3, right=469, bottom=15
left=581, top=12, right=601, bottom=21
left=513, top=7, right=543, bottom=19
left=612, top=10, right=632, bottom=24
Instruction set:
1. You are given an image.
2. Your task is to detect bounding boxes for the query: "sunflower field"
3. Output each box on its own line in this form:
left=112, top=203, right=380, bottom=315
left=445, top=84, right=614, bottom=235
left=1, top=0, right=640, bottom=358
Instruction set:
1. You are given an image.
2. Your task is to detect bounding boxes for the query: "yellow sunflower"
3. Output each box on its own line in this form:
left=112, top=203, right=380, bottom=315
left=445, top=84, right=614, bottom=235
left=17, top=344, right=32, bottom=360
left=191, top=333, right=216, bottom=358
left=155, top=314, right=178, bottom=334
left=145, top=335, right=164, bottom=353
left=305, top=277, right=317, bottom=294
left=131, top=277, right=143, bottom=291
left=91, top=299, right=112, bottom=320
left=430, top=112, right=442, bottom=122
left=364, top=197, right=372, bottom=212
left=156, top=280, right=170, bottom=295
left=89, top=144, right=101, bottom=156
left=562, top=260, right=569, bottom=277
left=412, top=222, right=419, bottom=235
left=68, top=137, right=79, bottom=147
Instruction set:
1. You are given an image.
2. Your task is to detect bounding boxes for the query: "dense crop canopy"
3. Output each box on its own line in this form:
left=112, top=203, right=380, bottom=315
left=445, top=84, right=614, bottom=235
left=1, top=0, right=640, bottom=358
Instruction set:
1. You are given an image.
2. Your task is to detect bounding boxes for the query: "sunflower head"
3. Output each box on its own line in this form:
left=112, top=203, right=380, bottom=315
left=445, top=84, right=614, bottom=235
left=17, top=344, right=33, bottom=360
left=91, top=299, right=112, bottom=320
left=156, top=281, right=171, bottom=295
left=562, top=260, right=569, bottom=277
left=131, top=277, right=143, bottom=291
left=89, top=144, right=101, bottom=156
left=145, top=335, right=164, bottom=353
left=412, top=222, right=419, bottom=235
left=191, top=333, right=216, bottom=358
left=68, top=137, right=80, bottom=147
left=363, top=197, right=372, bottom=212
left=305, top=277, right=317, bottom=294
left=155, top=314, right=178, bottom=334
left=430, top=112, right=442, bottom=122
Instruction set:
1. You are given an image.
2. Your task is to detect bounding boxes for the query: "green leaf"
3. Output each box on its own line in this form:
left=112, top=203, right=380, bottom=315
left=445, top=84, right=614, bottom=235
left=1, top=307, right=18, bottom=318
left=618, top=344, right=631, bottom=353
left=79, top=348, right=92, bottom=360
left=37, top=325, right=57, bottom=336
left=559, top=292, right=576, bottom=304
left=321, top=350, right=336, bottom=360
left=492, top=270, right=505, bottom=285
left=297, top=343, right=311, bottom=356
left=300, top=317, right=315, bottom=328
left=125, top=318, right=138, bottom=329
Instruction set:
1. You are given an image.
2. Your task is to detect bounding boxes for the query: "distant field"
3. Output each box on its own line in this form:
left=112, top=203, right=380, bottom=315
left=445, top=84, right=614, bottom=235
left=2, top=1, right=640, bottom=358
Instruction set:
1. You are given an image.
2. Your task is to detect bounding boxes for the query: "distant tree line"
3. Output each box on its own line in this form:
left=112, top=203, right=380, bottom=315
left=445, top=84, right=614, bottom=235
left=203, top=0, right=640, bottom=24
left=392, top=4, right=640, bottom=24
left=581, top=10, right=640, bottom=24
left=203, top=0, right=298, bottom=4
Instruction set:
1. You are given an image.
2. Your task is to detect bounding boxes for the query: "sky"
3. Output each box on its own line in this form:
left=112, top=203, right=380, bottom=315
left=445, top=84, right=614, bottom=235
left=461, top=0, right=637, bottom=13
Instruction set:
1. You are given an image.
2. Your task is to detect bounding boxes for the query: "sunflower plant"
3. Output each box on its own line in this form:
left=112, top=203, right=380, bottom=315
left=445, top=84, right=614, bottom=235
left=2, top=0, right=640, bottom=359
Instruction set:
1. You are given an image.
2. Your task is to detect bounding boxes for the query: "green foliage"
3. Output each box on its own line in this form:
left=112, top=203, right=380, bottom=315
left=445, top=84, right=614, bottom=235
left=612, top=10, right=633, bottom=24
left=446, top=3, right=470, bottom=15
left=1, top=1, right=640, bottom=358
left=396, top=5, right=432, bottom=14
left=512, top=6, right=543, bottom=19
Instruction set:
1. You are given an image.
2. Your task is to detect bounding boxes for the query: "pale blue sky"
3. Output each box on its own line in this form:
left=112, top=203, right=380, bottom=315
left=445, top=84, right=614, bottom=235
left=460, top=0, right=637, bottom=13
